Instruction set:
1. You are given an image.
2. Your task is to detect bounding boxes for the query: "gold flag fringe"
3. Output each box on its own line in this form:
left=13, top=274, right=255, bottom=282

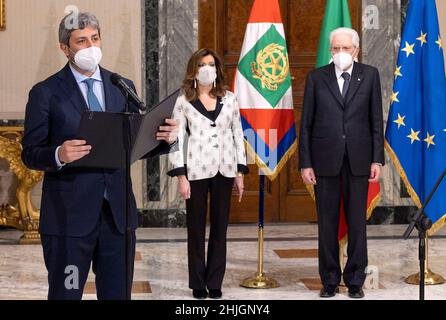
left=244, top=139, right=297, bottom=181
left=385, top=140, right=446, bottom=236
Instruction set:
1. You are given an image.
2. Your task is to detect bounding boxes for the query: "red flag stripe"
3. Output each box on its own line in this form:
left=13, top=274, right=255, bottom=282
left=248, top=0, right=283, bottom=23
left=240, top=109, right=295, bottom=148
left=338, top=182, right=381, bottom=240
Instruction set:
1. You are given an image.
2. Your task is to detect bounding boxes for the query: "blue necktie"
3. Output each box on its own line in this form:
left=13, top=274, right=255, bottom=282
left=83, top=78, right=103, bottom=111
left=83, top=78, right=107, bottom=199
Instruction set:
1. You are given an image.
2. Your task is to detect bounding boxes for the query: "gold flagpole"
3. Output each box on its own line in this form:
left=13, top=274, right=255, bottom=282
left=241, top=175, right=279, bottom=289
left=405, top=234, right=445, bottom=285
left=240, top=227, right=279, bottom=288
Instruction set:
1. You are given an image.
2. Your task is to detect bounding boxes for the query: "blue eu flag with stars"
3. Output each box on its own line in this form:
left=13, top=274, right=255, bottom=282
left=385, top=0, right=446, bottom=234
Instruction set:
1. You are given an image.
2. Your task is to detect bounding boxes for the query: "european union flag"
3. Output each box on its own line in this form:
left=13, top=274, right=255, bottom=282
left=385, top=0, right=446, bottom=234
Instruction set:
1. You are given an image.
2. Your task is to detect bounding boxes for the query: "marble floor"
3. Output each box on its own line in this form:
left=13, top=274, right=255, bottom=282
left=1, top=224, right=446, bottom=300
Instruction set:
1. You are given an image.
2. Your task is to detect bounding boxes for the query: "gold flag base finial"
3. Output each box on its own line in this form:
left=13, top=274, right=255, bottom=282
left=405, top=269, right=446, bottom=285
left=404, top=234, right=445, bottom=285
left=240, top=272, right=279, bottom=289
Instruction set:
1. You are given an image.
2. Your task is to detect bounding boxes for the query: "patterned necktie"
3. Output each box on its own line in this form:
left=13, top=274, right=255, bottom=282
left=341, top=72, right=351, bottom=100
left=83, top=78, right=103, bottom=111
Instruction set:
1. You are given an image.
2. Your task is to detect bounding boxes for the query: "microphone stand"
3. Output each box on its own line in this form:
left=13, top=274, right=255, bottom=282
left=109, top=73, right=149, bottom=299
left=403, top=167, right=446, bottom=300
left=122, top=91, right=146, bottom=300
left=123, top=91, right=132, bottom=300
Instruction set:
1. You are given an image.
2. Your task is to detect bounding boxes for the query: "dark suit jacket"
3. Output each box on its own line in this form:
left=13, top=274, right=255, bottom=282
left=298, top=62, right=384, bottom=176
left=22, top=63, right=167, bottom=237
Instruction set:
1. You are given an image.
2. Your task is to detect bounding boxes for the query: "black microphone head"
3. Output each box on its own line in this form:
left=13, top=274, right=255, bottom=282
left=110, top=73, right=122, bottom=85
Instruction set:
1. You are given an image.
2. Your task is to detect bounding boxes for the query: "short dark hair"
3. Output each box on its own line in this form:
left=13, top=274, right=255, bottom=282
left=58, top=12, right=100, bottom=45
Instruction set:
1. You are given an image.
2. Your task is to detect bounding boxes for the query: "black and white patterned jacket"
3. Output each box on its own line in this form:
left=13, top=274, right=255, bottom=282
left=167, top=90, right=248, bottom=181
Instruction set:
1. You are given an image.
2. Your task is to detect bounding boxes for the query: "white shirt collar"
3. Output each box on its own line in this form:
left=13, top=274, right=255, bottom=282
left=69, top=63, right=103, bottom=83
left=335, top=62, right=354, bottom=80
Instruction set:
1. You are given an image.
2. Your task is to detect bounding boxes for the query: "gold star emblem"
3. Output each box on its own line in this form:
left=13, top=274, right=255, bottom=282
left=401, top=41, right=415, bottom=57
left=407, top=129, right=421, bottom=144
left=424, top=132, right=436, bottom=148
left=416, top=31, right=427, bottom=46
left=393, top=113, right=406, bottom=129
left=390, top=91, right=400, bottom=104
left=394, top=65, right=403, bottom=80
left=436, top=35, right=443, bottom=49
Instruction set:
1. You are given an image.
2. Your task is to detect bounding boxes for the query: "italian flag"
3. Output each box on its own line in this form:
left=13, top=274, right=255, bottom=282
left=314, top=0, right=381, bottom=244
left=234, top=0, right=296, bottom=180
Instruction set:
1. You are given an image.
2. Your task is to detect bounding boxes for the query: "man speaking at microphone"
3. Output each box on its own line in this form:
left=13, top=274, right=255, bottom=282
left=22, top=12, right=178, bottom=300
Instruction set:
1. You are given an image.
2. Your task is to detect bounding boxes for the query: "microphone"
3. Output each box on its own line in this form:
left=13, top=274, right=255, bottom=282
left=110, top=73, right=147, bottom=111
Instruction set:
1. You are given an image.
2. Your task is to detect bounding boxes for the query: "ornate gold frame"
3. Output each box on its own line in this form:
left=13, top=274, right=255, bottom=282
left=0, top=127, right=43, bottom=244
left=0, top=0, right=5, bottom=31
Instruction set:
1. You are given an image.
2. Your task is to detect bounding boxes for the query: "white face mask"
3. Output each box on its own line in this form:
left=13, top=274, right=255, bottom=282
left=333, top=52, right=354, bottom=70
left=71, top=46, right=102, bottom=72
left=196, top=65, right=217, bottom=86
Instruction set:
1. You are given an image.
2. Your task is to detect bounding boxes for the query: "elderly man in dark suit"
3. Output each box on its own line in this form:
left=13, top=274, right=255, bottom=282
left=22, top=12, right=178, bottom=300
left=298, top=27, right=384, bottom=299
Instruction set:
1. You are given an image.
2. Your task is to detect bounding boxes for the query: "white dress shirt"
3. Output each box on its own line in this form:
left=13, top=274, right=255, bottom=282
left=55, top=64, right=105, bottom=167
left=69, top=64, right=105, bottom=111
left=335, top=63, right=354, bottom=94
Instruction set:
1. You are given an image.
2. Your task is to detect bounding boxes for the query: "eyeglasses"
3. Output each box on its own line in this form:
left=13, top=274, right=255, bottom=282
left=330, top=46, right=355, bottom=53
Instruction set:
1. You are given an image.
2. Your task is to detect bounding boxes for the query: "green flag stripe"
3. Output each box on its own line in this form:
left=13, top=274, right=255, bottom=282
left=316, top=0, right=352, bottom=68
left=238, top=25, right=292, bottom=108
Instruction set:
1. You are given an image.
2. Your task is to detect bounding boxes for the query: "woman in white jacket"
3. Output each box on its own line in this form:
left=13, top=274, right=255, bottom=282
left=167, top=48, right=248, bottom=299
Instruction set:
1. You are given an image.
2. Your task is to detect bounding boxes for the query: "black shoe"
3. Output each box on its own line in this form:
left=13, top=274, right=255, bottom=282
left=192, top=289, right=208, bottom=299
left=208, top=289, right=222, bottom=299
left=348, top=286, right=365, bottom=299
left=319, top=285, right=337, bottom=298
